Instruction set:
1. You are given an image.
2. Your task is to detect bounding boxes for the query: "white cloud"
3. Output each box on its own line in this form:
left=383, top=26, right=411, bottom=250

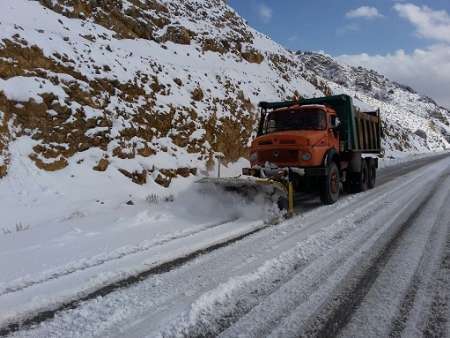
left=394, top=3, right=450, bottom=43
left=336, top=4, right=450, bottom=109
left=257, top=3, right=272, bottom=23
left=337, top=44, right=450, bottom=108
left=346, top=6, right=383, bottom=19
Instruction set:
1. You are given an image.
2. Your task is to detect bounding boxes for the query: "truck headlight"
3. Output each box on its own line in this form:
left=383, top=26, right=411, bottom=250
left=302, top=152, right=312, bottom=161
left=250, top=152, right=257, bottom=162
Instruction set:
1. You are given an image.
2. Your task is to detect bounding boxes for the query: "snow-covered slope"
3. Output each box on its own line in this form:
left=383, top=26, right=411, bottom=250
left=0, top=0, right=321, bottom=186
left=0, top=0, right=449, bottom=188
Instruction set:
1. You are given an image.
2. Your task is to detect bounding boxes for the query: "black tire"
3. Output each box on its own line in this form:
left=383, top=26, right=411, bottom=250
left=343, top=170, right=352, bottom=193
left=354, top=159, right=369, bottom=193
left=368, top=159, right=376, bottom=189
left=320, top=162, right=340, bottom=205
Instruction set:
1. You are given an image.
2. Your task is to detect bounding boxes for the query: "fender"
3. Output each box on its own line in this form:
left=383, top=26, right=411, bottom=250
left=322, top=148, right=339, bottom=168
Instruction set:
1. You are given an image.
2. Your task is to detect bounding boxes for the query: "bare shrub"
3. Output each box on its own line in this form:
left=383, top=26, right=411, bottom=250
left=2, top=222, right=31, bottom=235
left=164, top=194, right=175, bottom=202
left=15, top=222, right=31, bottom=232
left=146, top=193, right=159, bottom=204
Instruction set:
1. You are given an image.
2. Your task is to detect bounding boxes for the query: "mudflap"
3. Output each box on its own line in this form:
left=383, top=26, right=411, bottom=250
left=196, top=176, right=294, bottom=218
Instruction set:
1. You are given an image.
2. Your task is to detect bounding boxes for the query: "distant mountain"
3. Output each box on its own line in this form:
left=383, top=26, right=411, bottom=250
left=0, top=0, right=448, bottom=186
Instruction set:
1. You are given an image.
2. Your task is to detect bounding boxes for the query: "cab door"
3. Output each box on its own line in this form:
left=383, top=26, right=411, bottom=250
left=328, top=114, right=340, bottom=150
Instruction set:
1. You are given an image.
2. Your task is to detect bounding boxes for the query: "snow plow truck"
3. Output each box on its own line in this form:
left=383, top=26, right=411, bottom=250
left=198, top=94, right=382, bottom=216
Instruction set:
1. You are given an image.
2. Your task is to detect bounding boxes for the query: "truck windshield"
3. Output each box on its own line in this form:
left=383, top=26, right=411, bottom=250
left=263, top=109, right=326, bottom=134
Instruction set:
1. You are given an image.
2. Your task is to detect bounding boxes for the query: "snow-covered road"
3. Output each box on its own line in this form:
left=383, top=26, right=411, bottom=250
left=2, top=154, right=450, bottom=337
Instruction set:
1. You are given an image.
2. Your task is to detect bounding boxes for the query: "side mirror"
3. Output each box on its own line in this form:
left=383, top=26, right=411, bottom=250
left=331, top=116, right=341, bottom=129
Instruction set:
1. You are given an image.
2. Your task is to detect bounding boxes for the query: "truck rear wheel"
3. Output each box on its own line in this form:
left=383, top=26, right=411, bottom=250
left=320, top=162, right=340, bottom=205
left=368, top=159, right=376, bottom=189
left=354, top=160, right=369, bottom=192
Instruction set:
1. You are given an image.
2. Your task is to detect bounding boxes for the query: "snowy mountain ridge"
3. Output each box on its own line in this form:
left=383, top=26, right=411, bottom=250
left=0, top=0, right=448, bottom=188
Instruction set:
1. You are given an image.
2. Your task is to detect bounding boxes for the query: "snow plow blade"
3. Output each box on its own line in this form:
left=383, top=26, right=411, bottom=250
left=196, top=176, right=294, bottom=217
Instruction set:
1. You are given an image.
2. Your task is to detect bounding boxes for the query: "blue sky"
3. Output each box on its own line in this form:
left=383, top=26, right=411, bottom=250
left=228, top=1, right=450, bottom=107
left=228, top=0, right=450, bottom=54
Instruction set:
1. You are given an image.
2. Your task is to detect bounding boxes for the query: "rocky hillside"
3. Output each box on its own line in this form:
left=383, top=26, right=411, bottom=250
left=0, top=0, right=448, bottom=187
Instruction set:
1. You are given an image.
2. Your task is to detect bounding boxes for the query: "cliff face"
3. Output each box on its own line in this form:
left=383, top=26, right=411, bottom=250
left=0, top=0, right=448, bottom=186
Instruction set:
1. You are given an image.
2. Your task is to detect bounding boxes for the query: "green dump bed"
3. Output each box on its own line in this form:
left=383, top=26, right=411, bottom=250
left=259, top=94, right=381, bottom=153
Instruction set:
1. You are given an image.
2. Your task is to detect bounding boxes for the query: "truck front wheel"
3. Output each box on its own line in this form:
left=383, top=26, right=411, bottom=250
left=320, top=162, right=340, bottom=205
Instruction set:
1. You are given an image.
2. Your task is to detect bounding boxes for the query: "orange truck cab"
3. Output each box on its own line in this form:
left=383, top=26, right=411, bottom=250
left=243, top=94, right=382, bottom=205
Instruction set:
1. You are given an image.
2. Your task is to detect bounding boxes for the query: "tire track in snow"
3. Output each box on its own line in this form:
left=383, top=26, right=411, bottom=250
left=422, top=226, right=450, bottom=338
left=0, top=222, right=268, bottom=337
left=0, top=217, right=239, bottom=296
left=388, top=180, right=450, bottom=338
left=132, top=168, right=441, bottom=338
left=158, top=160, right=450, bottom=338
left=164, top=206, right=389, bottom=338
left=225, top=170, right=443, bottom=338
left=376, top=153, right=450, bottom=187
left=332, top=174, right=450, bottom=338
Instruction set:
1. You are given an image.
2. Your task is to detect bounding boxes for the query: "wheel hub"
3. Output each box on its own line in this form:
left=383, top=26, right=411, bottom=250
left=331, top=171, right=338, bottom=194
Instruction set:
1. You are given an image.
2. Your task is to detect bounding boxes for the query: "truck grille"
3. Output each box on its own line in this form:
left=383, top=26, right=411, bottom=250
left=258, top=149, right=298, bottom=163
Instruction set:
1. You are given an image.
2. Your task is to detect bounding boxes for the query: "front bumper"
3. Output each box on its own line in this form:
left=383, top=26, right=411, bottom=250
left=243, top=165, right=327, bottom=179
